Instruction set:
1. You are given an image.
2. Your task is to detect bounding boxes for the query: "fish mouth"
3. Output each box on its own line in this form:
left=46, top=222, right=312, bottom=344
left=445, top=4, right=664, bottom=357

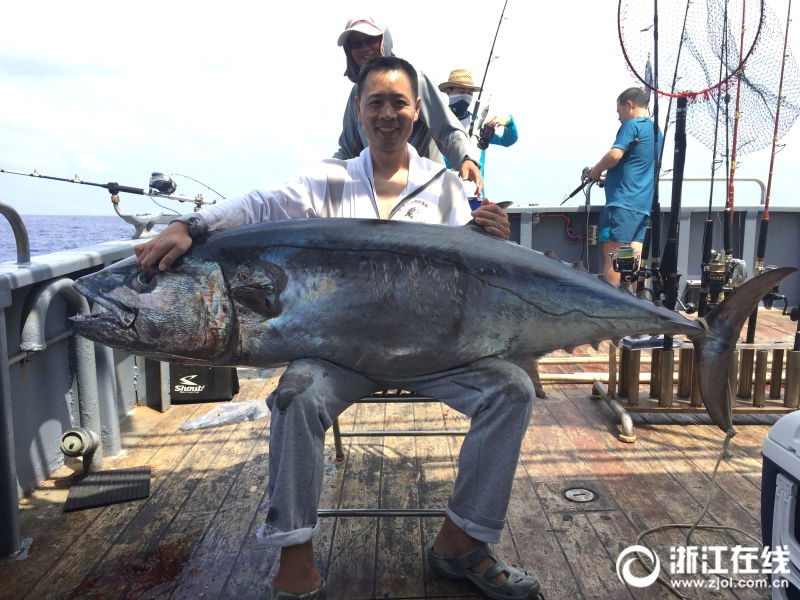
left=70, top=309, right=133, bottom=331
left=72, top=280, right=137, bottom=328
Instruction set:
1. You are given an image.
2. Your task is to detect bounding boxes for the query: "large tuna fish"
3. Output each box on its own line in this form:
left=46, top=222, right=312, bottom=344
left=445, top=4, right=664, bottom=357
left=70, top=218, right=795, bottom=434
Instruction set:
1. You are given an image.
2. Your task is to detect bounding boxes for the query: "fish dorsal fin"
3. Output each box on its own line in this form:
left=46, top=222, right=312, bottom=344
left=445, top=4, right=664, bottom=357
left=572, top=261, right=587, bottom=271
left=598, top=274, right=609, bottom=283
left=544, top=250, right=558, bottom=260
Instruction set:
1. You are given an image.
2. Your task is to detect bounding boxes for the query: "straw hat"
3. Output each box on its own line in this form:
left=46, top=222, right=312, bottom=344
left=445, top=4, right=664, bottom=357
left=438, top=69, right=482, bottom=93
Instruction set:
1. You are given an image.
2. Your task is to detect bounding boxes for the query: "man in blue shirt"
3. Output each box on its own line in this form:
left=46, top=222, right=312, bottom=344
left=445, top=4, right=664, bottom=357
left=588, top=87, right=662, bottom=284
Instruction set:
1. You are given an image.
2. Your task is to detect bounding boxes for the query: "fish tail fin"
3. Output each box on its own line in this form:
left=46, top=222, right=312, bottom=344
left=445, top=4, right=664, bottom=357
left=693, top=266, right=796, bottom=434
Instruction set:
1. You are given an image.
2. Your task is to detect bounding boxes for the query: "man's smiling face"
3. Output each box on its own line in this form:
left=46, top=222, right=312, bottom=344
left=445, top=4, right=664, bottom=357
left=355, top=68, right=420, bottom=153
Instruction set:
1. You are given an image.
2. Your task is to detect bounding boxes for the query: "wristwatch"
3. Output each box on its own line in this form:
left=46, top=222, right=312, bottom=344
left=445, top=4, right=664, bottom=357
left=170, top=214, right=208, bottom=238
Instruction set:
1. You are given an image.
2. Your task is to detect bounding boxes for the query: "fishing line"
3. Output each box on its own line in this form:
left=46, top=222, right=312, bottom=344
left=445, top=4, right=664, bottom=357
left=631, top=429, right=767, bottom=599
left=148, top=198, right=181, bottom=215
left=170, top=173, right=226, bottom=200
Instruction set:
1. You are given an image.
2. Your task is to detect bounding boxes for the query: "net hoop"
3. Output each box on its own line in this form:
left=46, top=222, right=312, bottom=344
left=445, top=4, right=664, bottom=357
left=617, top=0, right=766, bottom=100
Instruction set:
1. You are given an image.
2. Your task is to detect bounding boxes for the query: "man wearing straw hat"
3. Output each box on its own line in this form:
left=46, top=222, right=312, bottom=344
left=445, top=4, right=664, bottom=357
left=439, top=68, right=519, bottom=192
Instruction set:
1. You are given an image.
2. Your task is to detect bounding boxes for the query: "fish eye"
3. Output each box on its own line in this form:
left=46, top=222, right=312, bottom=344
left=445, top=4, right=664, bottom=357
left=133, top=271, right=155, bottom=292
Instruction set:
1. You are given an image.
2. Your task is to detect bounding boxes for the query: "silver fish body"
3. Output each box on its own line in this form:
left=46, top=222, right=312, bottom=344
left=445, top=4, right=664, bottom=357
left=70, top=218, right=795, bottom=433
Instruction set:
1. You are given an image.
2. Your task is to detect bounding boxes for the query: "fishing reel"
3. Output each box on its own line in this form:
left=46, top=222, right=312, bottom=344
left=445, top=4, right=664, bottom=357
left=698, top=251, right=734, bottom=316
left=611, top=244, right=640, bottom=285
left=756, top=264, right=789, bottom=313
left=149, top=172, right=177, bottom=195
left=477, top=123, right=495, bottom=150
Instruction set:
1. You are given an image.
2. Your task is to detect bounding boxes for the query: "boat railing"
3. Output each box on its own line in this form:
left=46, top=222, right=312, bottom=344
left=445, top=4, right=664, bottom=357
left=0, top=202, right=31, bottom=265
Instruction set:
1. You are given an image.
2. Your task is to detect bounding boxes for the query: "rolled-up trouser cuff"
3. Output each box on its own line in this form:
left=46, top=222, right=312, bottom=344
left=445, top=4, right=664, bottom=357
left=256, top=520, right=320, bottom=547
left=445, top=506, right=503, bottom=544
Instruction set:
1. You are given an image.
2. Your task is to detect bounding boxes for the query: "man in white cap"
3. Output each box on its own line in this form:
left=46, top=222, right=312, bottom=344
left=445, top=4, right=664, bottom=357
left=334, top=16, right=485, bottom=196
left=439, top=68, right=519, bottom=185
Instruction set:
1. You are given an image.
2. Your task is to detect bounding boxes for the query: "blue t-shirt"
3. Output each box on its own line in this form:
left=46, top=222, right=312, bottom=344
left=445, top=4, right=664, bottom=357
left=603, top=117, right=662, bottom=215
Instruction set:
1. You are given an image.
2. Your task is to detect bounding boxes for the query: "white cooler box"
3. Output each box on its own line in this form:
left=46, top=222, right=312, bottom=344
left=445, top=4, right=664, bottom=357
left=762, top=410, right=800, bottom=598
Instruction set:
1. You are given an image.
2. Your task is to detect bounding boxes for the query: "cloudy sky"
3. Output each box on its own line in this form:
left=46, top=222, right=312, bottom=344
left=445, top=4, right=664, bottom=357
left=1, top=0, right=798, bottom=217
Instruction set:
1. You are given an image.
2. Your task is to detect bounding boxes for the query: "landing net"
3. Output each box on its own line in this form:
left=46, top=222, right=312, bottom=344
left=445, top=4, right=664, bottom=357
left=619, top=0, right=800, bottom=157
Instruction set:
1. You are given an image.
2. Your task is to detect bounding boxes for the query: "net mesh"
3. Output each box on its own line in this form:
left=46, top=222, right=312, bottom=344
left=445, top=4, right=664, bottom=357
left=619, top=0, right=800, bottom=156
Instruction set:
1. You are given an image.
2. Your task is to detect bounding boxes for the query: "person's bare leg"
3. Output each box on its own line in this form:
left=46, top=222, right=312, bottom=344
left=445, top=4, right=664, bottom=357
left=432, top=516, right=507, bottom=584
left=630, top=240, right=643, bottom=272
left=602, top=240, right=625, bottom=285
left=270, top=542, right=323, bottom=594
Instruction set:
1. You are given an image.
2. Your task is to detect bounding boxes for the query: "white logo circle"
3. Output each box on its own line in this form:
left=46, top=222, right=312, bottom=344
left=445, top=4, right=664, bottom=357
left=616, top=545, right=661, bottom=588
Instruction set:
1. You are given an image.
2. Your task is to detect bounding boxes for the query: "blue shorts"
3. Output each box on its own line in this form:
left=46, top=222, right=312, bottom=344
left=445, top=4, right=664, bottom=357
left=598, top=206, right=649, bottom=243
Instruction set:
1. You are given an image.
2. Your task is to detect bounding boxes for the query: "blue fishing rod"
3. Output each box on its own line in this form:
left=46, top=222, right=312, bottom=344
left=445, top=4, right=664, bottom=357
left=468, top=0, right=509, bottom=138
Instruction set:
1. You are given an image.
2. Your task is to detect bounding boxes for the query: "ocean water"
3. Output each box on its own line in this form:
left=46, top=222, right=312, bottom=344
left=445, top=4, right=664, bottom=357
left=0, top=214, right=153, bottom=263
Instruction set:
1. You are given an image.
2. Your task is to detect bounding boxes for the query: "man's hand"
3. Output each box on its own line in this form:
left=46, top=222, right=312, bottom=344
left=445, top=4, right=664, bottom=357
left=484, top=115, right=510, bottom=128
left=133, top=221, right=193, bottom=277
left=587, top=165, right=605, bottom=182
left=471, top=199, right=510, bottom=240
left=588, top=148, right=624, bottom=182
left=460, top=159, right=484, bottom=197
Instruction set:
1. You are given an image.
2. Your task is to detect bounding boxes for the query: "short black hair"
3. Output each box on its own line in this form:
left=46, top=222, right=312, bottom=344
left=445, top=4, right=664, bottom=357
left=617, top=87, right=648, bottom=108
left=357, top=55, right=419, bottom=100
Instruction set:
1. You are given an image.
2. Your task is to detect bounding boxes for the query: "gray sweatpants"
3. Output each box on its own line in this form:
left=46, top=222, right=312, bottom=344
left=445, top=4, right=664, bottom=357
left=256, top=357, right=534, bottom=547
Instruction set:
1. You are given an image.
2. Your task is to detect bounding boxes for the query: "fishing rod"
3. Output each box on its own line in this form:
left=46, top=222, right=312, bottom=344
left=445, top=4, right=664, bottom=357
left=639, top=0, right=690, bottom=304
left=0, top=168, right=217, bottom=210
left=560, top=167, right=603, bottom=206
left=659, top=96, right=688, bottom=315
left=697, top=0, right=731, bottom=318
left=744, top=0, right=793, bottom=342
left=468, top=0, right=509, bottom=138
left=655, top=0, right=692, bottom=166
left=634, top=0, right=663, bottom=301
left=723, top=1, right=749, bottom=271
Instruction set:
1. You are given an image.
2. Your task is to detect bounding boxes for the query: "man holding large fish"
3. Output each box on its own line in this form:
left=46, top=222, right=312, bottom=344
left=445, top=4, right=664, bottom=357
left=74, top=55, right=793, bottom=600
left=132, top=56, right=542, bottom=600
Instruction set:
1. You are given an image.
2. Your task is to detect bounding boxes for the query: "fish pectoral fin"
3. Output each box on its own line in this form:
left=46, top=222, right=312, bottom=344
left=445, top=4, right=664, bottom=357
left=231, top=283, right=282, bottom=318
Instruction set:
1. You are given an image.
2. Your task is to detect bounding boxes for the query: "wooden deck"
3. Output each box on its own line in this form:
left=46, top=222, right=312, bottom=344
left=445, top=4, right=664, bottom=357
left=2, top=308, right=798, bottom=599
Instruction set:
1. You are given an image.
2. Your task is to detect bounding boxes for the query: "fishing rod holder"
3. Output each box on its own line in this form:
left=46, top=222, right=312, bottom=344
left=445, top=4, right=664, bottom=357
left=105, top=172, right=216, bottom=238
